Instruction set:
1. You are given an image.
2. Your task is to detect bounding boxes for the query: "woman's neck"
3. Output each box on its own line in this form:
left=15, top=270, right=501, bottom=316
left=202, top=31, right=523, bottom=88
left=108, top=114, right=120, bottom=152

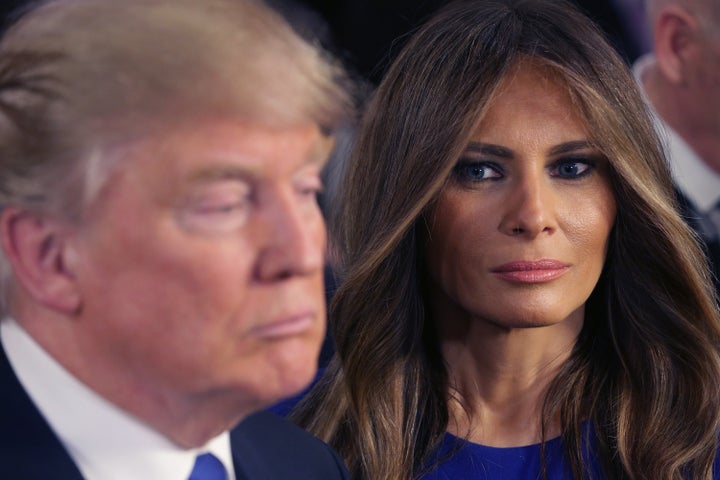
left=438, top=303, right=583, bottom=447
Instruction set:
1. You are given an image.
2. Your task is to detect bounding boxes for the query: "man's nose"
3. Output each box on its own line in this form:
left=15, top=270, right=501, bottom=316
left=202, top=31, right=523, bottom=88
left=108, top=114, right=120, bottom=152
left=255, top=190, right=326, bottom=282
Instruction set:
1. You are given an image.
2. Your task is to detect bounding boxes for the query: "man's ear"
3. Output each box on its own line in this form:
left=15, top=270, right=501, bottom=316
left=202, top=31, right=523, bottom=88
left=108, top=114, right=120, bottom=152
left=0, top=206, right=81, bottom=314
left=654, top=6, right=702, bottom=85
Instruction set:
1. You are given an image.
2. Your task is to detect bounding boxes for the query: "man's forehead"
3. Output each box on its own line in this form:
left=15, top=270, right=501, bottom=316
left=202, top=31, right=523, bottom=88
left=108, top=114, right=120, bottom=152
left=202, top=136, right=332, bottom=177
left=105, top=120, right=334, bottom=181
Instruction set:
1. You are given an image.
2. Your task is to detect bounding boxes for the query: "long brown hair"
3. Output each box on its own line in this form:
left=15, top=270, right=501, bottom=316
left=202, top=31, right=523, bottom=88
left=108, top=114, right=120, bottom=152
left=292, top=1, right=720, bottom=478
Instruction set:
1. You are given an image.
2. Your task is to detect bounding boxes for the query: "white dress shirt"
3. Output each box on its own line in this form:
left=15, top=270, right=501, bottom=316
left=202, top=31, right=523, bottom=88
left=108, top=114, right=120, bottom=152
left=0, top=318, right=237, bottom=480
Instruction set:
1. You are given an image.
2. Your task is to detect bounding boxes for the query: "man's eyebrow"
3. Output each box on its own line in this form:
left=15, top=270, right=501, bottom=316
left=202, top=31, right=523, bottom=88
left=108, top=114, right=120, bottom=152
left=187, top=166, right=253, bottom=183
left=186, top=151, right=332, bottom=184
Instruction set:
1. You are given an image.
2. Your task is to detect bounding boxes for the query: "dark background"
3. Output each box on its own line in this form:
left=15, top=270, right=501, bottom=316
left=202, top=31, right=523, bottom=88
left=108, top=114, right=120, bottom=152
left=267, top=0, right=649, bottom=86
left=0, top=0, right=26, bottom=26
left=2, top=0, right=649, bottom=87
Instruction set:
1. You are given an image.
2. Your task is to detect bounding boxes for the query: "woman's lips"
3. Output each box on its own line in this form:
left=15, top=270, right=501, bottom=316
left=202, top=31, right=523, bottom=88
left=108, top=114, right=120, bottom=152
left=491, top=259, right=570, bottom=283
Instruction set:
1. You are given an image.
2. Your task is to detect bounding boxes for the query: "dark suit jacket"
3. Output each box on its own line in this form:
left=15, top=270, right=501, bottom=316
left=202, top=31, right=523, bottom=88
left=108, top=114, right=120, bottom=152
left=0, top=342, right=349, bottom=479
left=675, top=189, right=720, bottom=297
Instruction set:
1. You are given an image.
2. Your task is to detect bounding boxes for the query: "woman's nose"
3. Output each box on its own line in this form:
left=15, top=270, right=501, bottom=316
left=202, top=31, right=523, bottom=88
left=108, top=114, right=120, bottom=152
left=498, top=174, right=557, bottom=238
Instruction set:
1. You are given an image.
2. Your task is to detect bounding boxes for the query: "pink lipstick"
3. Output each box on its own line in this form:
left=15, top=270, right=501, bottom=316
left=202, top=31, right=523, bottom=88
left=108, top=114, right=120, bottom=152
left=491, top=259, right=569, bottom=283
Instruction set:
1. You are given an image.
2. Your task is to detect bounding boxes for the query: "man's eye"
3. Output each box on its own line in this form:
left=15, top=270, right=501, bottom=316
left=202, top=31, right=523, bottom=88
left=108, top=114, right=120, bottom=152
left=295, top=176, right=324, bottom=198
left=178, top=188, right=251, bottom=234
left=192, top=202, right=246, bottom=214
left=452, top=161, right=503, bottom=182
left=298, top=185, right=322, bottom=198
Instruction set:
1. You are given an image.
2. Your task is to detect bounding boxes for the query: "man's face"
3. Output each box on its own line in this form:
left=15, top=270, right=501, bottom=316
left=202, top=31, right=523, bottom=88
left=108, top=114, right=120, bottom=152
left=67, top=119, right=329, bottom=414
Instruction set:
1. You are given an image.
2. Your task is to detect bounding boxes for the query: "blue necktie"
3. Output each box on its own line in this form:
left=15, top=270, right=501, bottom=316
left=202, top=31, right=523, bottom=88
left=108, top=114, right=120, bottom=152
left=188, top=453, right=228, bottom=480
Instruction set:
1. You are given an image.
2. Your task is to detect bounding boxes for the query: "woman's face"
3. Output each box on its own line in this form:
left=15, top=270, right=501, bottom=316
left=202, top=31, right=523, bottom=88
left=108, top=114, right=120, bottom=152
left=424, top=65, right=616, bottom=330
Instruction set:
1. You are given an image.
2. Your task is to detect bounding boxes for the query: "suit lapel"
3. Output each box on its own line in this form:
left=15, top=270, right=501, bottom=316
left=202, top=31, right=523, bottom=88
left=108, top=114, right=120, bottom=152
left=0, top=339, right=85, bottom=480
left=675, top=188, right=720, bottom=294
left=229, top=422, right=265, bottom=480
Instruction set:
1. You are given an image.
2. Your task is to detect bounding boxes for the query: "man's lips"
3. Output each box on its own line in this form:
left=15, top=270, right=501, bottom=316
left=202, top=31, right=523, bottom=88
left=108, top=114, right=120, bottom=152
left=491, top=259, right=570, bottom=283
left=249, top=311, right=316, bottom=339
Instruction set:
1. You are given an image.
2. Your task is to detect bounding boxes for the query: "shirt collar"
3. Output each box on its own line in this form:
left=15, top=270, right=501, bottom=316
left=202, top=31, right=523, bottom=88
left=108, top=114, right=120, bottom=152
left=634, top=54, right=720, bottom=213
left=0, top=318, right=236, bottom=480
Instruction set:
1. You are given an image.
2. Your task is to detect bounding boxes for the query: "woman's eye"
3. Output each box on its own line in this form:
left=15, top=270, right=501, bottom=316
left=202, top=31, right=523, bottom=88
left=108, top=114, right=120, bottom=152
left=452, top=161, right=503, bottom=182
left=551, top=160, right=593, bottom=178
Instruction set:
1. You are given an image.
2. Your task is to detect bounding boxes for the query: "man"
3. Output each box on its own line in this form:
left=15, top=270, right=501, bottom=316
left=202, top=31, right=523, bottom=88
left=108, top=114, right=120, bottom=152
left=0, top=0, right=351, bottom=478
left=635, top=0, right=720, bottom=293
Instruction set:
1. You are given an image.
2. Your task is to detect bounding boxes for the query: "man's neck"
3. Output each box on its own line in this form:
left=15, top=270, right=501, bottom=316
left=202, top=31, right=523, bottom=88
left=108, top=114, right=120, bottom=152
left=1, top=318, right=237, bottom=479
left=12, top=301, right=251, bottom=449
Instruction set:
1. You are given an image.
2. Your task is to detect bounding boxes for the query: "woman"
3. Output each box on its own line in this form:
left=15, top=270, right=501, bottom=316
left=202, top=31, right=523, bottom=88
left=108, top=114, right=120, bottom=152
left=291, top=0, right=720, bottom=478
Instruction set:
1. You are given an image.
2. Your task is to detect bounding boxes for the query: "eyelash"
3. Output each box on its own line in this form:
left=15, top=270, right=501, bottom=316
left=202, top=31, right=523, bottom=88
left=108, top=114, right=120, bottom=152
left=452, top=160, right=503, bottom=183
left=295, top=176, right=324, bottom=202
left=297, top=183, right=323, bottom=197
left=549, top=157, right=596, bottom=179
left=193, top=201, right=248, bottom=215
left=186, top=187, right=252, bottom=217
left=452, top=157, right=597, bottom=184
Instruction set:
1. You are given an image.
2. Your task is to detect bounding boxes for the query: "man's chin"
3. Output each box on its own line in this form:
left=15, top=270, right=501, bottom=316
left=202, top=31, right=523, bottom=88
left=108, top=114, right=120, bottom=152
left=246, top=357, right=318, bottom=404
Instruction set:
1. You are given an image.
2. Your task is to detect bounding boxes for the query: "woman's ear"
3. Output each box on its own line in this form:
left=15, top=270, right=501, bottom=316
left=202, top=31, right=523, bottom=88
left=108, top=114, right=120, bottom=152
left=654, top=5, right=702, bottom=85
left=0, top=206, right=81, bottom=314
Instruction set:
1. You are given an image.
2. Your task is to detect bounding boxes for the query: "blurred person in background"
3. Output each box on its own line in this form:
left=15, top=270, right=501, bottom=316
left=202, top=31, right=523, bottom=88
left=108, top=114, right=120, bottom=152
left=635, top=0, right=720, bottom=293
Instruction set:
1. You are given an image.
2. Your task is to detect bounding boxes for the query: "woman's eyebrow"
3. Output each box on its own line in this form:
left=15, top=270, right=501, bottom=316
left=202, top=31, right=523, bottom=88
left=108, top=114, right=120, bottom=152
left=464, top=140, right=596, bottom=159
left=548, top=140, right=595, bottom=156
left=465, top=142, right=513, bottom=158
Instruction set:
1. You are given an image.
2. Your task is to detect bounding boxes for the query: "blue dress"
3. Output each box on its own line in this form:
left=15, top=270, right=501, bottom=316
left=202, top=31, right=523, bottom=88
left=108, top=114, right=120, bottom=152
left=270, top=378, right=720, bottom=479
left=421, top=430, right=720, bottom=479
left=420, top=432, right=601, bottom=479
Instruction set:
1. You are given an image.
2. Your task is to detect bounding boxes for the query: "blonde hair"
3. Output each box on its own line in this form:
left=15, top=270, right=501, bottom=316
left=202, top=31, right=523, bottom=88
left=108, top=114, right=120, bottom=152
left=0, top=0, right=351, bottom=313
